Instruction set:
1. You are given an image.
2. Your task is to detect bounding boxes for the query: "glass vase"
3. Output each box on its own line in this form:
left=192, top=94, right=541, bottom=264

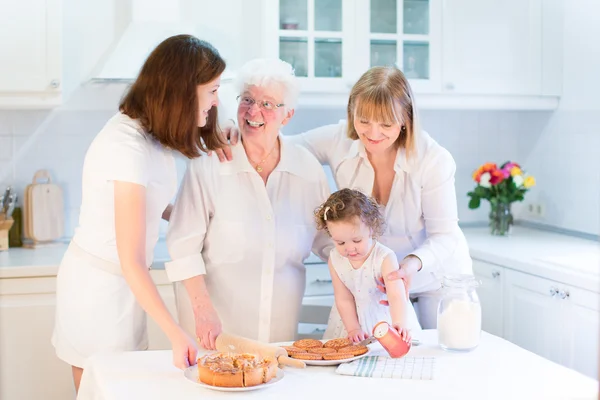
left=489, top=202, right=513, bottom=236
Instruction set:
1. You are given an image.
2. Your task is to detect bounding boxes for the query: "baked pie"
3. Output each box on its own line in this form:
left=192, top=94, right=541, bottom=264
left=197, top=352, right=278, bottom=387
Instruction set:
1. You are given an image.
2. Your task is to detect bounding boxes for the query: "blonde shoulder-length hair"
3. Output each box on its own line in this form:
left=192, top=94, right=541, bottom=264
left=346, top=66, right=417, bottom=158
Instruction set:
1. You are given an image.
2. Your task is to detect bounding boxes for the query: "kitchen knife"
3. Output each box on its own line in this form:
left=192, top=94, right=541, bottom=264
left=358, top=336, right=421, bottom=346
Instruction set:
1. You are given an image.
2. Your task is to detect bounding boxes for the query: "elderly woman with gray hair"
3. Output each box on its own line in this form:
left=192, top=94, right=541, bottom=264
left=165, top=58, right=331, bottom=349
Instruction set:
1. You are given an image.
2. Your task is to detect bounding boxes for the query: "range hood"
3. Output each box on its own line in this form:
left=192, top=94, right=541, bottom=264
left=90, top=0, right=198, bottom=82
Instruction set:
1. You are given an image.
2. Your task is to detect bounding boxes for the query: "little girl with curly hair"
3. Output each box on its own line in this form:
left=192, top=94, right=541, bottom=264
left=315, top=188, right=421, bottom=343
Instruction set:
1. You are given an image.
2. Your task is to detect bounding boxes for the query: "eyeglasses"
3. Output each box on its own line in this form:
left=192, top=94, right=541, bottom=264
left=236, top=95, right=285, bottom=111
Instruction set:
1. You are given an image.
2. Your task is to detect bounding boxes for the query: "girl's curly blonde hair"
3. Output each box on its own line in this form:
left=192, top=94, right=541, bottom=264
left=314, top=188, right=386, bottom=238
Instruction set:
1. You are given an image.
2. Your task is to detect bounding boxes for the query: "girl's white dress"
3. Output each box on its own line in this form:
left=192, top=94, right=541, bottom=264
left=324, top=241, right=422, bottom=339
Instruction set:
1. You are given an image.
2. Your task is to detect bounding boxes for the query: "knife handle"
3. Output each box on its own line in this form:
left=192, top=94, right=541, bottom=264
left=277, top=355, right=306, bottom=369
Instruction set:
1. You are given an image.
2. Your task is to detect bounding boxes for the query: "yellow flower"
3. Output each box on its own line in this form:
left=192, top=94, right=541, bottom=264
left=523, top=176, right=536, bottom=188
left=510, top=166, right=522, bottom=176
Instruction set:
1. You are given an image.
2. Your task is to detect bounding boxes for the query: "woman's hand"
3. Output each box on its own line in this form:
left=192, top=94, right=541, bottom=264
left=347, top=329, right=369, bottom=343
left=208, top=124, right=240, bottom=162
left=169, top=326, right=198, bottom=369
left=377, top=255, right=421, bottom=305
left=194, top=307, right=222, bottom=350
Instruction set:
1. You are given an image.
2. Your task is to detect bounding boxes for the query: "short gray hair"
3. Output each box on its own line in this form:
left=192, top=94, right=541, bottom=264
left=234, top=58, right=300, bottom=109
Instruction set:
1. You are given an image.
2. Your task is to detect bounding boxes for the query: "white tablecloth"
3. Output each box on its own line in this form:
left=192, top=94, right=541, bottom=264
left=77, top=330, right=598, bottom=400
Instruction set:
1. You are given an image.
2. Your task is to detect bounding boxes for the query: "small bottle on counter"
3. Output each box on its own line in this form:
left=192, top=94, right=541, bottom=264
left=372, top=321, right=411, bottom=358
left=9, top=206, right=23, bottom=248
left=437, top=274, right=482, bottom=352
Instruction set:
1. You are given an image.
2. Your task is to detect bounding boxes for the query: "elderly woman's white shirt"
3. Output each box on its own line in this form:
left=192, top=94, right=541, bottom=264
left=290, top=121, right=473, bottom=293
left=165, top=136, right=331, bottom=343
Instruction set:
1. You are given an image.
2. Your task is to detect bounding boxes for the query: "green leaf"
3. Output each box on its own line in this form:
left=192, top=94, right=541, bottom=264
left=468, top=196, right=481, bottom=209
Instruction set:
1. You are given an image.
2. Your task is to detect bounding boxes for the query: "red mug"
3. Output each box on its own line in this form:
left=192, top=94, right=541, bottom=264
left=372, top=321, right=411, bottom=358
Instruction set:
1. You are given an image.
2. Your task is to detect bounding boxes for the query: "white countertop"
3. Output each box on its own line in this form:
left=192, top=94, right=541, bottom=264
left=76, top=330, right=598, bottom=400
left=1, top=227, right=599, bottom=293
left=463, top=227, right=600, bottom=292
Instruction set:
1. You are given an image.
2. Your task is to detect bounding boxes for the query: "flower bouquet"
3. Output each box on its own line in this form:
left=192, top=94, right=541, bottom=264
left=467, top=161, right=535, bottom=236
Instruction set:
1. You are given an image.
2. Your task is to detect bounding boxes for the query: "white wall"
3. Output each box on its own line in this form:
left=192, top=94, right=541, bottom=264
left=513, top=0, right=600, bottom=235
left=0, top=105, right=549, bottom=237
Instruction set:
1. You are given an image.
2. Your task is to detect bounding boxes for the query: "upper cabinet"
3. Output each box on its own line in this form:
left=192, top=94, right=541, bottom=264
left=263, top=0, right=355, bottom=95
left=0, top=0, right=62, bottom=108
left=263, top=0, right=563, bottom=109
left=355, top=0, right=442, bottom=93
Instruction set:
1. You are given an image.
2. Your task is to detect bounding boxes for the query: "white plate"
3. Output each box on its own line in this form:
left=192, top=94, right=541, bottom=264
left=301, top=349, right=371, bottom=366
left=183, top=365, right=284, bottom=392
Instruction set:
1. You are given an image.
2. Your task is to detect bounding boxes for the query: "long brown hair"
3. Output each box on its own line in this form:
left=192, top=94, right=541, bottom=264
left=120, top=35, right=226, bottom=158
left=346, top=66, right=416, bottom=157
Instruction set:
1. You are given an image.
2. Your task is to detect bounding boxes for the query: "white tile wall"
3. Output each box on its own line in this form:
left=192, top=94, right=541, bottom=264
left=0, top=106, right=558, bottom=238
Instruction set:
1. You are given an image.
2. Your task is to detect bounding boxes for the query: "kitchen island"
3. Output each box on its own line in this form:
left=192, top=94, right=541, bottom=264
left=76, top=330, right=598, bottom=400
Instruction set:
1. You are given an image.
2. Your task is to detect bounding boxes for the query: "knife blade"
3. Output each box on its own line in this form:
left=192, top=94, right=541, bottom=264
left=358, top=336, right=421, bottom=347
left=358, top=336, right=377, bottom=346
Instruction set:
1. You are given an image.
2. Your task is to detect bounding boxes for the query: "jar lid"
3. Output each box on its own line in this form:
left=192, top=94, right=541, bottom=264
left=442, top=274, right=480, bottom=288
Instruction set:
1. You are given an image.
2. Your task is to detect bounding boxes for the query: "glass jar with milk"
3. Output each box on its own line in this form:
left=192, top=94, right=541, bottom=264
left=437, top=275, right=482, bottom=352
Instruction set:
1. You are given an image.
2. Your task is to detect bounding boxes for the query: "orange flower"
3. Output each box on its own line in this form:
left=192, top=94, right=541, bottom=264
left=473, top=163, right=498, bottom=182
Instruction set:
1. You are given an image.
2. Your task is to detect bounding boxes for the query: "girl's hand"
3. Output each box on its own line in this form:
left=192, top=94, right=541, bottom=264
left=169, top=326, right=198, bottom=369
left=194, top=307, right=222, bottom=350
left=347, top=329, right=369, bottom=343
left=392, top=324, right=412, bottom=343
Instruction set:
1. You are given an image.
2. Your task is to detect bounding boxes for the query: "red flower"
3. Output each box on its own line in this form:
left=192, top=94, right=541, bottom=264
left=489, top=169, right=505, bottom=185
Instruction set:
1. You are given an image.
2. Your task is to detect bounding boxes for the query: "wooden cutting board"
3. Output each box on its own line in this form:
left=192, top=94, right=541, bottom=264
left=23, top=169, right=64, bottom=243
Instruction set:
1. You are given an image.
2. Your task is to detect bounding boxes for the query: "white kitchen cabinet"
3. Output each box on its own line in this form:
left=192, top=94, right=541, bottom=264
left=0, top=277, right=74, bottom=400
left=561, top=284, right=599, bottom=379
left=263, top=0, right=356, bottom=96
left=0, top=269, right=175, bottom=400
left=503, top=268, right=599, bottom=378
left=440, top=0, right=562, bottom=108
left=261, top=0, right=562, bottom=109
left=472, top=259, right=504, bottom=338
left=503, top=269, right=564, bottom=365
left=0, top=0, right=62, bottom=108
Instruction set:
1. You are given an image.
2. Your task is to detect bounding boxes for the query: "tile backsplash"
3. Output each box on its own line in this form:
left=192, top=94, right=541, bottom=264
left=5, top=103, right=592, bottom=238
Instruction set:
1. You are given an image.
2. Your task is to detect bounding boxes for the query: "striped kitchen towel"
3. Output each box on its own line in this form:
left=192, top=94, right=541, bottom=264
left=335, top=356, right=435, bottom=380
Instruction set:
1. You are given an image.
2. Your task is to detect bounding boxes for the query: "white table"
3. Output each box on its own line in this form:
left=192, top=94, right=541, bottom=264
left=77, top=330, right=598, bottom=400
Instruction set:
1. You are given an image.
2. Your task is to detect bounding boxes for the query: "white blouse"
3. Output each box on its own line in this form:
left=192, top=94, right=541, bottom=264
left=289, top=121, right=473, bottom=293
left=165, top=136, right=331, bottom=342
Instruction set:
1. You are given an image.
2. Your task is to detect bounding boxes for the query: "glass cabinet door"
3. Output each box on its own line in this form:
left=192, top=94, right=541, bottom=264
left=369, top=0, right=433, bottom=81
left=277, top=0, right=345, bottom=84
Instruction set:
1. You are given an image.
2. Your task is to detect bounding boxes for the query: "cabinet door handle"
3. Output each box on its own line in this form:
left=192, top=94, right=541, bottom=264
left=549, top=287, right=558, bottom=297
left=312, top=279, right=333, bottom=284
left=312, top=328, right=326, bottom=334
left=491, top=271, right=500, bottom=278
left=558, top=290, right=570, bottom=300
left=50, top=79, right=60, bottom=89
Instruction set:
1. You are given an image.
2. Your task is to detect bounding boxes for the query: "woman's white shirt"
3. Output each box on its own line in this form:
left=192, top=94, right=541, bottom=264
left=289, top=121, right=473, bottom=293
left=73, top=112, right=177, bottom=266
left=166, top=136, right=331, bottom=342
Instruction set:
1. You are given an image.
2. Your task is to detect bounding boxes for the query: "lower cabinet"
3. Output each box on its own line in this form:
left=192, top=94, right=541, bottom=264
left=0, top=277, right=75, bottom=400
left=298, top=262, right=334, bottom=339
left=0, top=270, right=177, bottom=400
left=474, top=258, right=599, bottom=379
left=472, top=259, right=504, bottom=337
